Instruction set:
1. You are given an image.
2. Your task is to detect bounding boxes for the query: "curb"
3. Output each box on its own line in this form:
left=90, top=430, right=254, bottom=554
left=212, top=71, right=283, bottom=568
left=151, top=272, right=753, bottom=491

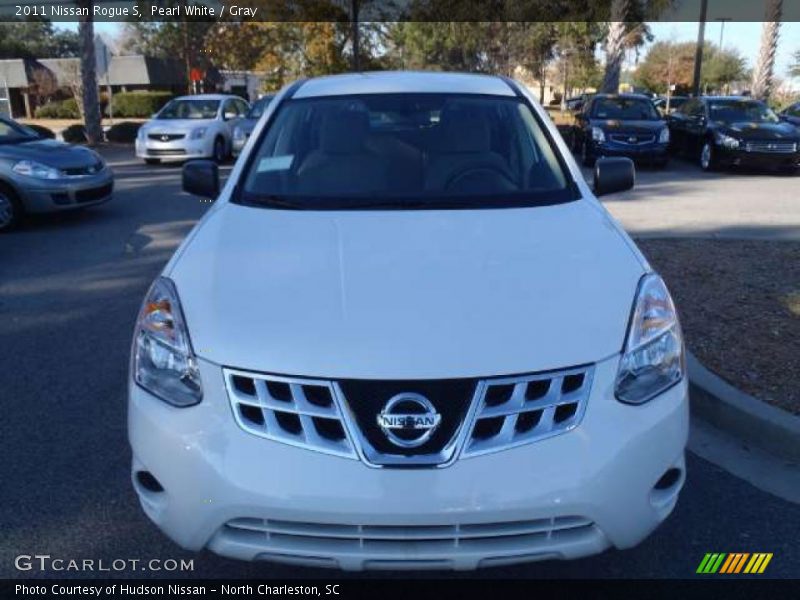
left=687, top=350, right=800, bottom=463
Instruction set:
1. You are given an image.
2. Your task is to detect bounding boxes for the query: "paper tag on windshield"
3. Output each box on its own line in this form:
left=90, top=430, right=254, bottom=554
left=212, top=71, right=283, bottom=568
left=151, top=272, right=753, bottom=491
left=257, top=155, right=293, bottom=173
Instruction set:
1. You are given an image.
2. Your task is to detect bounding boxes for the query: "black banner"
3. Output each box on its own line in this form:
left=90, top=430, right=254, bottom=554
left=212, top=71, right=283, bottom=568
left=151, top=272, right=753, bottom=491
left=3, top=579, right=800, bottom=600
left=1, top=0, right=800, bottom=23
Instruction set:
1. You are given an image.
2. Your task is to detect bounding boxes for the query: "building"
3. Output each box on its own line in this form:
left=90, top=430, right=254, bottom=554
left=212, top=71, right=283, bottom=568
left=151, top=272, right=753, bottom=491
left=0, top=55, right=266, bottom=118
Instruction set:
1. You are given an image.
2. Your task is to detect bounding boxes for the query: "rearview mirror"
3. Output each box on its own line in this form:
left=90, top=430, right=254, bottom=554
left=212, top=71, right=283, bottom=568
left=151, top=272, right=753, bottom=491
left=223, top=111, right=237, bottom=121
left=182, top=160, right=219, bottom=199
left=593, top=157, right=635, bottom=197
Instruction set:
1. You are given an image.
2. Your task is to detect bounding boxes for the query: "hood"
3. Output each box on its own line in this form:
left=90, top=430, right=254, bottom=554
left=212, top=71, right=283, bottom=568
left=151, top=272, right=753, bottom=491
left=590, top=119, right=666, bottom=134
left=716, top=121, right=800, bottom=140
left=169, top=200, right=645, bottom=379
left=143, top=119, right=214, bottom=134
left=0, top=139, right=100, bottom=169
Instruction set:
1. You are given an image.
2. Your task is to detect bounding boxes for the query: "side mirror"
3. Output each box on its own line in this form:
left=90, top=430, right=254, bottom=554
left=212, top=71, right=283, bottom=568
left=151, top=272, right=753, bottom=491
left=223, top=111, right=237, bottom=121
left=182, top=160, right=219, bottom=199
left=593, top=157, right=635, bottom=197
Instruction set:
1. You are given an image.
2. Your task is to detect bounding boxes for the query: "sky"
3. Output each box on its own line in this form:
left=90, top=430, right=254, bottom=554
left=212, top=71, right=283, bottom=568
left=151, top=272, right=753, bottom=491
left=66, top=20, right=800, bottom=84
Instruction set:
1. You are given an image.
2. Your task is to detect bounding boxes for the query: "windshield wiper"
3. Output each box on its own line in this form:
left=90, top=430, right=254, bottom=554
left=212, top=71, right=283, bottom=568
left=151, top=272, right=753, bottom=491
left=245, top=194, right=308, bottom=210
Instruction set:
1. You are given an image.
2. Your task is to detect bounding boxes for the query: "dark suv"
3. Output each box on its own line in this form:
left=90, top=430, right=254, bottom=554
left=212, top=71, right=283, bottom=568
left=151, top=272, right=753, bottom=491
left=572, top=94, right=669, bottom=167
left=668, top=96, right=800, bottom=172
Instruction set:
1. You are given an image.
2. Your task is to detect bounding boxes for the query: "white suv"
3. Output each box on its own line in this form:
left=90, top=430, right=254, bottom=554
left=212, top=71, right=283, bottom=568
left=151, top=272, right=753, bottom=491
left=135, top=94, right=249, bottom=164
left=129, top=72, right=688, bottom=571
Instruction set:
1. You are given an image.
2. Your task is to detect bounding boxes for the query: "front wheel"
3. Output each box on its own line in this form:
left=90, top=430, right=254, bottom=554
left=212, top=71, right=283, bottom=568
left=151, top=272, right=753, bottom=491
left=0, top=185, right=22, bottom=233
left=700, top=141, right=717, bottom=171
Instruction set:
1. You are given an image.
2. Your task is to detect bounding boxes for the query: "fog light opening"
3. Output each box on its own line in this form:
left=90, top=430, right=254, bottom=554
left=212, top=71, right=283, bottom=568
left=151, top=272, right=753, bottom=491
left=136, top=470, right=165, bottom=493
left=654, top=467, right=682, bottom=491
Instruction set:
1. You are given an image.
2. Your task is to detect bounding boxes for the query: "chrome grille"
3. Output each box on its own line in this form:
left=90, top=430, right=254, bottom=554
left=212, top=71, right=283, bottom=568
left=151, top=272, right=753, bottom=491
left=610, top=133, right=655, bottom=145
left=223, top=364, right=594, bottom=465
left=463, top=365, right=593, bottom=458
left=744, top=141, right=797, bottom=153
left=224, top=369, right=357, bottom=459
left=148, top=133, right=185, bottom=141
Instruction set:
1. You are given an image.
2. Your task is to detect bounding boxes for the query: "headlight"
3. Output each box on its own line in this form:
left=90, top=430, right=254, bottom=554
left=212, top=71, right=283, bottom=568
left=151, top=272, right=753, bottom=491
left=133, top=277, right=202, bottom=407
left=591, top=126, right=606, bottom=143
left=658, top=127, right=670, bottom=143
left=190, top=127, right=207, bottom=140
left=12, top=160, right=61, bottom=180
left=233, top=126, right=245, bottom=141
left=615, top=273, right=684, bottom=405
left=715, top=133, right=740, bottom=149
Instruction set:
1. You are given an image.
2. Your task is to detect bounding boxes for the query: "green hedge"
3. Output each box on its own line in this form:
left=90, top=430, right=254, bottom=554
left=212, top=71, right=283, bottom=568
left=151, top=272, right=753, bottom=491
left=112, top=91, right=173, bottom=118
left=105, top=121, right=141, bottom=143
left=35, top=98, right=80, bottom=119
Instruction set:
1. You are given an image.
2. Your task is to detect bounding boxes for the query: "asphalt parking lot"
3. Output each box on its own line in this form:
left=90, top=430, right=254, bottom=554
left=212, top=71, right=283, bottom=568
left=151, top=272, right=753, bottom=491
left=1, top=150, right=798, bottom=579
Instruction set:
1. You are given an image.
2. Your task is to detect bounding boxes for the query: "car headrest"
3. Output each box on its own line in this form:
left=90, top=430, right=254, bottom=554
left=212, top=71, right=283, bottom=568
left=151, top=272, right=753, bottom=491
left=320, top=110, right=369, bottom=154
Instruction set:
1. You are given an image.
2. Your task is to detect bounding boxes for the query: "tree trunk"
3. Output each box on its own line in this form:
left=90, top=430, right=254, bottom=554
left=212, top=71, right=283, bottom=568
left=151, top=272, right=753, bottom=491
left=78, top=1, right=103, bottom=145
left=601, top=0, right=630, bottom=94
left=751, top=0, right=783, bottom=101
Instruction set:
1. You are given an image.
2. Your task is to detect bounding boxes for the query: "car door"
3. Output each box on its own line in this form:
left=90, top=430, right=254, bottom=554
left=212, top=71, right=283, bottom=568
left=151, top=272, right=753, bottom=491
left=683, top=99, right=708, bottom=157
left=666, top=100, right=691, bottom=152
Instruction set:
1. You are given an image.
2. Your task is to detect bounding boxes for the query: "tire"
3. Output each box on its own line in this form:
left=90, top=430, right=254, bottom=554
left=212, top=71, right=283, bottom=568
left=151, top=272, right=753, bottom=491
left=700, top=141, right=717, bottom=171
left=581, top=141, right=595, bottom=167
left=213, top=136, right=227, bottom=164
left=0, top=183, right=23, bottom=233
left=144, top=158, right=161, bottom=165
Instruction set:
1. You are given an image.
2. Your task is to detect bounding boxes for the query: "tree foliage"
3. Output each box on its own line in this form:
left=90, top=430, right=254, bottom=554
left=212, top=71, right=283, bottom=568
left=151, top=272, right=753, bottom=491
left=634, top=41, right=747, bottom=94
left=0, top=19, right=80, bottom=59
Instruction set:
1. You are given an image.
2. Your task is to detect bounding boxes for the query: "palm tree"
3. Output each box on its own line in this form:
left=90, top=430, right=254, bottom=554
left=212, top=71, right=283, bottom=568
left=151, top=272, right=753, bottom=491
left=77, top=0, right=103, bottom=144
left=751, top=0, right=783, bottom=101
left=600, top=0, right=629, bottom=94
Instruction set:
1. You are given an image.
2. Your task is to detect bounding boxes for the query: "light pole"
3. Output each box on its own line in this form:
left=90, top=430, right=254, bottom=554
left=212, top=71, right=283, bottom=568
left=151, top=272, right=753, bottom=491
left=716, top=17, right=732, bottom=49
left=692, top=0, right=709, bottom=97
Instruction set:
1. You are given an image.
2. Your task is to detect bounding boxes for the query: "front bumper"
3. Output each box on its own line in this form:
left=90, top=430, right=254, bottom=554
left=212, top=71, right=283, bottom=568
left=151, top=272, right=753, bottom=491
left=136, top=137, right=213, bottom=161
left=590, top=141, right=669, bottom=164
left=128, top=355, right=688, bottom=571
left=716, top=146, right=800, bottom=169
left=15, top=170, right=113, bottom=214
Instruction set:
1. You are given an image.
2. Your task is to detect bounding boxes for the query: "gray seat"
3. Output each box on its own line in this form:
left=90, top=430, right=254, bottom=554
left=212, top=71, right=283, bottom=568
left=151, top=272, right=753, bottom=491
left=425, top=108, right=517, bottom=193
left=297, top=111, right=388, bottom=196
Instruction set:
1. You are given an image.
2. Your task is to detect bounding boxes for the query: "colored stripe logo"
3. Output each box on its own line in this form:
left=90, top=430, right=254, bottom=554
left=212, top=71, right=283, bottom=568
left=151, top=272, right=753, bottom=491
left=696, top=553, right=773, bottom=574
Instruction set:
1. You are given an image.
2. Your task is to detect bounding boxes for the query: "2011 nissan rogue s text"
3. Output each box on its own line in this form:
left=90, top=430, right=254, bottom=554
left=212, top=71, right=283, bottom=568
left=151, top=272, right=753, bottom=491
left=128, top=72, right=688, bottom=571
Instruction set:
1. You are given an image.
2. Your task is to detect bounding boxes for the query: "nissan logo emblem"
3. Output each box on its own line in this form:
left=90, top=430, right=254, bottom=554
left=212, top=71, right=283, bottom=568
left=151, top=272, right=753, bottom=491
left=377, top=393, right=441, bottom=448
left=161, top=135, right=170, bottom=142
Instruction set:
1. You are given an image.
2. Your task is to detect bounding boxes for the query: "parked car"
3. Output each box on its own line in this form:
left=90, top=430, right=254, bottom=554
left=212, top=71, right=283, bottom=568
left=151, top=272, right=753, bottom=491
left=653, top=95, right=688, bottom=115
left=668, top=96, right=800, bottom=172
left=779, top=101, right=800, bottom=129
left=232, top=94, right=276, bottom=156
left=130, top=71, right=687, bottom=570
left=135, top=94, right=250, bottom=164
left=572, top=93, right=669, bottom=167
left=0, top=115, right=113, bottom=232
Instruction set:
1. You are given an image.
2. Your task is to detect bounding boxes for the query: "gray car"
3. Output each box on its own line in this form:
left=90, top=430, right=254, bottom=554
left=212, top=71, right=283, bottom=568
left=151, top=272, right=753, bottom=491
left=231, top=94, right=276, bottom=156
left=0, top=116, right=113, bottom=231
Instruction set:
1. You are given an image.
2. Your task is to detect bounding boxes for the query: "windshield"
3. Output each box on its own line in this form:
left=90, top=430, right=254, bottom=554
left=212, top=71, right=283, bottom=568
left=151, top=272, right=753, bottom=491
left=157, top=99, right=220, bottom=120
left=248, top=96, right=275, bottom=119
left=0, top=118, right=38, bottom=143
left=239, top=93, right=574, bottom=210
left=709, top=100, right=779, bottom=124
left=592, top=97, right=660, bottom=120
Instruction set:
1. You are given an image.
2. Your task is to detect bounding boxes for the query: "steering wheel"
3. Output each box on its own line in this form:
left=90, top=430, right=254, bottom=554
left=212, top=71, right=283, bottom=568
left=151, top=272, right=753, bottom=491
left=444, top=164, right=516, bottom=192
